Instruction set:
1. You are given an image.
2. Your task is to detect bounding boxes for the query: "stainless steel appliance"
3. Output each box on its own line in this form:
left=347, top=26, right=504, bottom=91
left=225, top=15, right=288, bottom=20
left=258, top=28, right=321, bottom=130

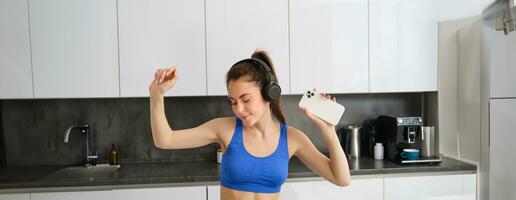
left=339, top=125, right=362, bottom=159
left=420, top=126, right=436, bottom=158
left=376, top=115, right=441, bottom=164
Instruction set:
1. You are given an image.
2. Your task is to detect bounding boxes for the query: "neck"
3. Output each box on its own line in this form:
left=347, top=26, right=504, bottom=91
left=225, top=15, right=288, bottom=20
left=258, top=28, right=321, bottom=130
left=248, top=109, right=276, bottom=136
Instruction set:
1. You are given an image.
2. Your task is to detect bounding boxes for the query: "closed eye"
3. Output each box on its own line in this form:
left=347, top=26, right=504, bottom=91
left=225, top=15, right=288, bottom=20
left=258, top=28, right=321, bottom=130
left=227, top=99, right=236, bottom=105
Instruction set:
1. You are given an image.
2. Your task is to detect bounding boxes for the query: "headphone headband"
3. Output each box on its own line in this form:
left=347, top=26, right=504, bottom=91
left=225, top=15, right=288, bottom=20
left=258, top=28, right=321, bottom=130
left=231, top=57, right=281, bottom=101
left=232, top=58, right=277, bottom=83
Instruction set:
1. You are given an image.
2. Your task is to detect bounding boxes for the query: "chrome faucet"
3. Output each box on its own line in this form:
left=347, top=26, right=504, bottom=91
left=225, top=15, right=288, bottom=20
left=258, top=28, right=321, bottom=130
left=64, top=124, right=98, bottom=166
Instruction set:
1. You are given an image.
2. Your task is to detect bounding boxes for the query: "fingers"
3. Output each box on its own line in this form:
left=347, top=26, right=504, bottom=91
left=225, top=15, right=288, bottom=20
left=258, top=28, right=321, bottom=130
left=154, top=67, right=176, bottom=84
left=314, top=88, right=336, bottom=102
left=159, top=68, right=169, bottom=83
left=154, top=68, right=162, bottom=84
left=302, top=107, right=315, bottom=120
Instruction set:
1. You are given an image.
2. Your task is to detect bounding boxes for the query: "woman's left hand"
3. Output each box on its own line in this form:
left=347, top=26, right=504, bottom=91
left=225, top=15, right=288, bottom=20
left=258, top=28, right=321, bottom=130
left=301, top=89, right=337, bottom=130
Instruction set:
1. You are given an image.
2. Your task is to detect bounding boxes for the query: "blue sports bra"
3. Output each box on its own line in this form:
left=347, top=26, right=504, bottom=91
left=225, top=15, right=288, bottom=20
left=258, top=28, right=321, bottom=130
left=220, top=118, right=289, bottom=193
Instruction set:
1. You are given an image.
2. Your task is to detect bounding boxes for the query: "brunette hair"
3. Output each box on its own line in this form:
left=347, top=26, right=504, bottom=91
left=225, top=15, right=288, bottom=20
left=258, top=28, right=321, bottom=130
left=225, top=50, right=286, bottom=124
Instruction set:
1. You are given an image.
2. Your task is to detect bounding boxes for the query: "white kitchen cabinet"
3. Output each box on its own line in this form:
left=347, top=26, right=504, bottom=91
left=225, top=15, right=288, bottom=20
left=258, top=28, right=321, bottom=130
left=369, top=0, right=438, bottom=92
left=31, top=190, right=111, bottom=200
left=0, top=0, right=33, bottom=99
left=384, top=174, right=476, bottom=200
left=281, top=179, right=383, bottom=200
left=489, top=99, right=516, bottom=200
left=489, top=30, right=516, bottom=98
left=432, top=0, right=493, bottom=21
left=207, top=185, right=220, bottom=200
left=290, top=0, right=369, bottom=94
left=463, top=173, right=476, bottom=199
left=113, top=186, right=206, bottom=200
left=0, top=193, right=29, bottom=200
left=206, top=0, right=290, bottom=95
left=29, top=0, right=119, bottom=98
left=118, top=0, right=206, bottom=97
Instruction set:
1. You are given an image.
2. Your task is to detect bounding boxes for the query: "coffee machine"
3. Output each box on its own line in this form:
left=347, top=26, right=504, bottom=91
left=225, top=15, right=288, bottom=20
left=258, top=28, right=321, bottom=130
left=376, top=115, right=441, bottom=164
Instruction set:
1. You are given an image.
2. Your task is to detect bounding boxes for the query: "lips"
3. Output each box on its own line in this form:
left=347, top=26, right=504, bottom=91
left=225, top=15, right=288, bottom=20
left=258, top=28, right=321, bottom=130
left=241, top=115, right=251, bottom=121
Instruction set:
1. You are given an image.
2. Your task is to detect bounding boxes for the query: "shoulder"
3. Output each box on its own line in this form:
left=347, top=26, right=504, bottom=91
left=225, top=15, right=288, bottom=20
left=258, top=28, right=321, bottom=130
left=207, top=117, right=235, bottom=125
left=204, top=117, right=238, bottom=139
left=286, top=125, right=312, bottom=148
left=286, top=125, right=307, bottom=137
left=209, top=117, right=238, bottom=150
left=205, top=117, right=236, bottom=131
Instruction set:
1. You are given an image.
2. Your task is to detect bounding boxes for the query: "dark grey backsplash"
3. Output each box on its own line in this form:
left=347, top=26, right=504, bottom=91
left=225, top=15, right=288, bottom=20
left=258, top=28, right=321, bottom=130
left=0, top=93, right=423, bottom=166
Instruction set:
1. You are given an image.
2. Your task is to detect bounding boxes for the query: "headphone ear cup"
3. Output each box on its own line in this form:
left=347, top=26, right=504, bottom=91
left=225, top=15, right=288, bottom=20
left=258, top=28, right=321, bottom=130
left=262, top=82, right=281, bottom=102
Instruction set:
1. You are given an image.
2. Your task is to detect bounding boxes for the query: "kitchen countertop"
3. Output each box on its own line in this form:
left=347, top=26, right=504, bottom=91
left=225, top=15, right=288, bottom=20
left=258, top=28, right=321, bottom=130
left=0, top=156, right=476, bottom=193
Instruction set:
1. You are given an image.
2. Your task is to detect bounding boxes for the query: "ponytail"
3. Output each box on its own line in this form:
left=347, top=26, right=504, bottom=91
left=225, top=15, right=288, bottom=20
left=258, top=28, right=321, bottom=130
left=251, top=51, right=286, bottom=124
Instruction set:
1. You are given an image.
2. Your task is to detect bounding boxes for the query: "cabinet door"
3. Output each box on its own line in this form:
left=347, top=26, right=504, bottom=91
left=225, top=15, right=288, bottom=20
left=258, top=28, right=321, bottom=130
left=463, top=174, right=476, bottom=199
left=113, top=186, right=206, bottom=200
left=369, top=0, right=437, bottom=92
left=31, top=190, right=111, bottom=200
left=433, top=0, right=493, bottom=21
left=206, top=0, right=289, bottom=95
left=489, top=99, right=516, bottom=200
left=384, top=174, right=475, bottom=200
left=0, top=0, right=33, bottom=99
left=29, top=0, right=119, bottom=98
left=489, top=29, right=516, bottom=98
left=290, top=0, right=369, bottom=94
left=118, top=0, right=206, bottom=97
left=281, top=179, right=383, bottom=200
left=0, top=193, right=29, bottom=200
left=207, top=185, right=220, bottom=200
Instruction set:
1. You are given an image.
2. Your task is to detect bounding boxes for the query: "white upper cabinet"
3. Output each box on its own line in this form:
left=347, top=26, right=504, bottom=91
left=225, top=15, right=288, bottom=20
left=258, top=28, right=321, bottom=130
left=369, top=0, right=437, bottom=92
left=118, top=0, right=206, bottom=97
left=206, top=0, right=290, bottom=95
left=29, top=0, right=119, bottom=98
left=433, top=0, right=493, bottom=21
left=0, top=0, right=33, bottom=99
left=290, top=0, right=369, bottom=94
left=489, top=31, right=516, bottom=98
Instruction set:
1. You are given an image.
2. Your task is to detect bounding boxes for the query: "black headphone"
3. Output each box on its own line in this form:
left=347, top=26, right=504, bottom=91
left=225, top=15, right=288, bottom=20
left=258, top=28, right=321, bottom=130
left=231, top=58, right=281, bottom=102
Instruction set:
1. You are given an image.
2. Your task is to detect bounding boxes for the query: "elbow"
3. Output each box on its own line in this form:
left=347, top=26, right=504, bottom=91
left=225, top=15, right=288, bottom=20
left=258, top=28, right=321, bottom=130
left=335, top=178, right=351, bottom=187
left=153, top=140, right=166, bottom=149
left=153, top=142, right=163, bottom=149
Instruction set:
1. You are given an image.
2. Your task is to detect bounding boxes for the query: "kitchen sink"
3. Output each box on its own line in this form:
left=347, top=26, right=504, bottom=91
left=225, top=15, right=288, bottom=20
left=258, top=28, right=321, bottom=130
left=41, top=164, right=120, bottom=181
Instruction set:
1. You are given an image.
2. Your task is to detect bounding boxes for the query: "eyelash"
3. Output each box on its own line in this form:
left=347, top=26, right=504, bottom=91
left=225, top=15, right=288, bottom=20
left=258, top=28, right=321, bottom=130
left=229, top=99, right=249, bottom=105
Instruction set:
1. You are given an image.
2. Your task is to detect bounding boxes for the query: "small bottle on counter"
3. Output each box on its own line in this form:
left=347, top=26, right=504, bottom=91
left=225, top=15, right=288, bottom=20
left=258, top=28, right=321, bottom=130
left=109, top=143, right=119, bottom=165
left=374, top=143, right=384, bottom=160
left=217, top=148, right=223, bottom=164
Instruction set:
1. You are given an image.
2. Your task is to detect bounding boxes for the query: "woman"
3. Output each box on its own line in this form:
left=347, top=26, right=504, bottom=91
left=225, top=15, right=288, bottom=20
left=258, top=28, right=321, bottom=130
left=149, top=51, right=351, bottom=200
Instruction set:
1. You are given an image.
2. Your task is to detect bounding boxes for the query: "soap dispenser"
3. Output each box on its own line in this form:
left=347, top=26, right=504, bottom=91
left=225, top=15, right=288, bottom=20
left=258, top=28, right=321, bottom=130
left=109, top=143, right=119, bottom=165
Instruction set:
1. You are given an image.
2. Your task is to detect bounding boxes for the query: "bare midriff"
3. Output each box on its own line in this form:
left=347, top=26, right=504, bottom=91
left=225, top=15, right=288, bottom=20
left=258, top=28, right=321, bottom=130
left=220, top=185, right=280, bottom=200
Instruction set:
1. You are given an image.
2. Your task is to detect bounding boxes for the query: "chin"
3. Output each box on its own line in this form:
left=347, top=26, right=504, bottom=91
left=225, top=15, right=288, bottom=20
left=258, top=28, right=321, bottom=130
left=241, top=115, right=256, bottom=127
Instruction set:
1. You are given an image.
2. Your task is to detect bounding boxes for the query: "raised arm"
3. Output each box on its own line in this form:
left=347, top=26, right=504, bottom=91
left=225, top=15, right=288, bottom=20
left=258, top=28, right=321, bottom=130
left=293, top=91, right=351, bottom=186
left=149, top=67, right=220, bottom=149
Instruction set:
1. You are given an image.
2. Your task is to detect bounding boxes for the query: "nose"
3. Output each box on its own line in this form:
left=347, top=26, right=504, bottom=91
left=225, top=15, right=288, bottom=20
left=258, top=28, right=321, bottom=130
left=234, top=102, right=246, bottom=115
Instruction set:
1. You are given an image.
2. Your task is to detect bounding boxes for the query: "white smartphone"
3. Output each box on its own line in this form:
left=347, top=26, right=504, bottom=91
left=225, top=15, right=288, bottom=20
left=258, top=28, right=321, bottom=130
left=298, top=90, right=345, bottom=125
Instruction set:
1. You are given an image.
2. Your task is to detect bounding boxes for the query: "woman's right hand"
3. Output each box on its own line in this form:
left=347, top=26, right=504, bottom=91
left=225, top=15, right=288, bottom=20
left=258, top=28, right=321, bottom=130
left=149, top=67, right=179, bottom=97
